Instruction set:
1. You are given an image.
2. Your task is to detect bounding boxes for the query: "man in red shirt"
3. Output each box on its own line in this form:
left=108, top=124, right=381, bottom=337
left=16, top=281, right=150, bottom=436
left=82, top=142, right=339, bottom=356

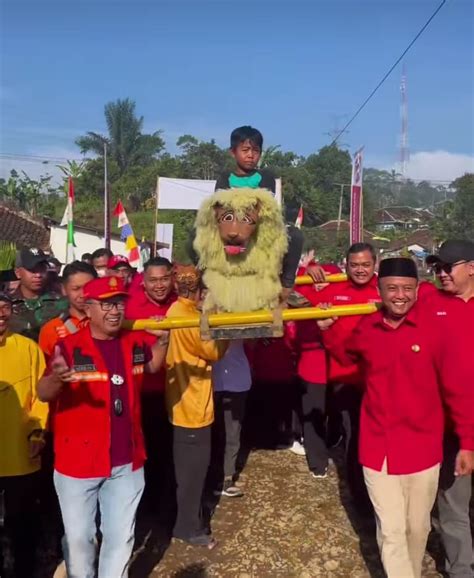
left=37, top=277, right=169, bottom=577
left=318, top=257, right=473, bottom=578
left=107, top=255, right=136, bottom=287
left=306, top=243, right=380, bottom=507
left=425, top=240, right=474, bottom=578
left=289, top=261, right=342, bottom=476
left=125, top=256, right=176, bottom=503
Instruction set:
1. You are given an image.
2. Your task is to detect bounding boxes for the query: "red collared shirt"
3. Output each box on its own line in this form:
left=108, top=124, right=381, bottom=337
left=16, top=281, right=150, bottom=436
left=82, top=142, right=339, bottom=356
left=125, top=287, right=177, bottom=393
left=323, top=303, right=473, bottom=474
left=290, top=264, right=342, bottom=384
left=309, top=276, right=381, bottom=384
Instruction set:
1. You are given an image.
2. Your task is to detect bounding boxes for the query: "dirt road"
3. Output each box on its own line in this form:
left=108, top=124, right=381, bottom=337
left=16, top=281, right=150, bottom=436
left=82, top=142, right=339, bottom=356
left=129, top=448, right=444, bottom=577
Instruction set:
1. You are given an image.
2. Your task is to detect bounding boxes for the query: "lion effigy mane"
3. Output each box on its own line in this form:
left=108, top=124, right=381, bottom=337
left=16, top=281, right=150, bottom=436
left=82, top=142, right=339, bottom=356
left=193, top=187, right=288, bottom=313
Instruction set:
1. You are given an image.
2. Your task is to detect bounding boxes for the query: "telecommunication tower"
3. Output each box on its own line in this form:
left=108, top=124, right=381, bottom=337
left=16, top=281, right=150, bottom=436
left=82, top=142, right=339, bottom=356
left=399, top=65, right=409, bottom=178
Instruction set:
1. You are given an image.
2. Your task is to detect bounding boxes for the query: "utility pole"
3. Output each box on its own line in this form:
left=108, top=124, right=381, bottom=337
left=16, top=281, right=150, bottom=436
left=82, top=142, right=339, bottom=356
left=334, top=183, right=351, bottom=235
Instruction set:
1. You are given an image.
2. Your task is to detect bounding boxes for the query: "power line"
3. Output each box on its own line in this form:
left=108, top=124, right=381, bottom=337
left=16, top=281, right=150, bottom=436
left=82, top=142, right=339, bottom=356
left=330, top=0, right=448, bottom=146
left=0, top=152, right=86, bottom=163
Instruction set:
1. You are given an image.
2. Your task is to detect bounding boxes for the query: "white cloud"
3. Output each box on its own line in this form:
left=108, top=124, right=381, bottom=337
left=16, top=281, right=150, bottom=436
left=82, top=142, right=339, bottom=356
left=367, top=150, right=474, bottom=183
left=405, top=151, right=474, bottom=183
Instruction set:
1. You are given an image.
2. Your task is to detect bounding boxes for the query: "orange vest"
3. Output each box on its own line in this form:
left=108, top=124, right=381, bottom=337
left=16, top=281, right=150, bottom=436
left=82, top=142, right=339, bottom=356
left=53, top=326, right=147, bottom=478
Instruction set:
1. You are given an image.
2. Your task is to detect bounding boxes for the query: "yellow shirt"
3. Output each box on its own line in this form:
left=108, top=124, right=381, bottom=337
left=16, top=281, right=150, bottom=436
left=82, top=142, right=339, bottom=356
left=0, top=332, right=48, bottom=476
left=165, top=298, right=227, bottom=428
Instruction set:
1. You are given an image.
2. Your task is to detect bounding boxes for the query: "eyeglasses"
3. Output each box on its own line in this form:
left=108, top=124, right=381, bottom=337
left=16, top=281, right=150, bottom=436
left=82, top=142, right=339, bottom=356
left=88, top=301, right=126, bottom=311
left=432, top=260, right=467, bottom=275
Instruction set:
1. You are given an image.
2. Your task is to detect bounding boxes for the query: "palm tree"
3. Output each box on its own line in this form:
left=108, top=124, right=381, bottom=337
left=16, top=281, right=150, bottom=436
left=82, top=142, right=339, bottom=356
left=75, top=98, right=164, bottom=175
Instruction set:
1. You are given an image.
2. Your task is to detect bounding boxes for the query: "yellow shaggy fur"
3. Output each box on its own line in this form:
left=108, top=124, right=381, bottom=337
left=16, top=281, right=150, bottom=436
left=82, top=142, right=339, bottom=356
left=193, top=187, right=288, bottom=312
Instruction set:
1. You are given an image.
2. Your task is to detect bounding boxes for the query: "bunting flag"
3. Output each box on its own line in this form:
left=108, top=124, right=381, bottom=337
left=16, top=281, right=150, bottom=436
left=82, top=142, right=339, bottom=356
left=295, top=205, right=304, bottom=229
left=113, top=201, right=140, bottom=267
left=350, top=147, right=364, bottom=245
left=60, top=177, right=75, bottom=263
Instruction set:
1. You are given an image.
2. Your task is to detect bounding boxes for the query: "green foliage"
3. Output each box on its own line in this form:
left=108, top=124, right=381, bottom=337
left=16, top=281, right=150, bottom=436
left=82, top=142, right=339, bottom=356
left=176, top=135, right=233, bottom=180
left=76, top=98, right=165, bottom=175
left=0, top=241, right=16, bottom=270
left=433, top=173, right=474, bottom=241
left=3, top=97, right=471, bottom=262
left=0, top=170, right=56, bottom=215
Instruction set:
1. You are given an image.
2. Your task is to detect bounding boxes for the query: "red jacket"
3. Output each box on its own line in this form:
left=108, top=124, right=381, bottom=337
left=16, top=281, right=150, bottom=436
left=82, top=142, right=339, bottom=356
left=289, top=264, right=342, bottom=384
left=53, top=327, right=147, bottom=478
left=308, top=276, right=380, bottom=385
left=323, top=304, right=474, bottom=474
left=125, top=287, right=177, bottom=393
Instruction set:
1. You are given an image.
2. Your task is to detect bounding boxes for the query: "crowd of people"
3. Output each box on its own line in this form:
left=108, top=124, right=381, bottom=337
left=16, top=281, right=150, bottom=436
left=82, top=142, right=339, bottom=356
left=0, top=124, right=472, bottom=578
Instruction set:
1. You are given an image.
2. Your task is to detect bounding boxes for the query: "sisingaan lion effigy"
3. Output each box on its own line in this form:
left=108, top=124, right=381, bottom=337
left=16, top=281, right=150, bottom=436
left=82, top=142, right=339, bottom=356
left=193, top=187, right=289, bottom=313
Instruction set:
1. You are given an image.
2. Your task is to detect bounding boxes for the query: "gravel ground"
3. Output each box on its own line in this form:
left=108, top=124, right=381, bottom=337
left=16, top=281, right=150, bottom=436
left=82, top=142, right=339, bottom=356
left=2, top=446, right=453, bottom=577
left=128, top=448, right=446, bottom=578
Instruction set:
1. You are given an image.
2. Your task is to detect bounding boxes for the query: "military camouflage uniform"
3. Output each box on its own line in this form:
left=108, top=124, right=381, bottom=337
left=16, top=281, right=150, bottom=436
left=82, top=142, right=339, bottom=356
left=10, top=289, right=68, bottom=342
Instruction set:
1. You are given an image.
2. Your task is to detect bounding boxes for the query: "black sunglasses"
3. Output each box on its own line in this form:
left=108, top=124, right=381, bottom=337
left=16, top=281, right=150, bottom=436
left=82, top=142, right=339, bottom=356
left=432, top=260, right=467, bottom=275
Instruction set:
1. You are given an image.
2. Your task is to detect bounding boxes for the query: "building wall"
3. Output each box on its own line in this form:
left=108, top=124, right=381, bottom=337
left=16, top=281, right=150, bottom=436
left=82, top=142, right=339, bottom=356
left=50, top=225, right=127, bottom=263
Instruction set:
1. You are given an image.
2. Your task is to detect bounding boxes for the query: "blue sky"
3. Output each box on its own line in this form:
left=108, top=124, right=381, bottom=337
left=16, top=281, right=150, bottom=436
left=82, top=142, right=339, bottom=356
left=1, top=0, right=473, bottom=181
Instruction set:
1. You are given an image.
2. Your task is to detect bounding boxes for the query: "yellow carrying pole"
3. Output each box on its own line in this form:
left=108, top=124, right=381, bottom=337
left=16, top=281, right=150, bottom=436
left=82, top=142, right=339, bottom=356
left=124, top=302, right=378, bottom=331
left=295, top=273, right=347, bottom=285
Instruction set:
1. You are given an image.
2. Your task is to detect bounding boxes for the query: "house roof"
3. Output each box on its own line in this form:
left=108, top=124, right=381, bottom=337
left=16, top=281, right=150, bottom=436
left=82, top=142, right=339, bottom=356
left=316, top=220, right=388, bottom=250
left=0, top=204, right=50, bottom=250
left=385, top=228, right=436, bottom=252
left=374, top=206, right=434, bottom=224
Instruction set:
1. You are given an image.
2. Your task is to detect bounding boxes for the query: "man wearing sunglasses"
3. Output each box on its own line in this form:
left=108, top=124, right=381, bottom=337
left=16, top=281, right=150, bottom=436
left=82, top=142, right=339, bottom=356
left=37, top=276, right=169, bottom=578
left=425, top=239, right=474, bottom=578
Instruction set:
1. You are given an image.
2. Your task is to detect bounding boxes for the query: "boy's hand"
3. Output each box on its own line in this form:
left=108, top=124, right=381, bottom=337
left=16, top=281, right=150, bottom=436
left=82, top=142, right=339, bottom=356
left=279, top=287, right=292, bottom=308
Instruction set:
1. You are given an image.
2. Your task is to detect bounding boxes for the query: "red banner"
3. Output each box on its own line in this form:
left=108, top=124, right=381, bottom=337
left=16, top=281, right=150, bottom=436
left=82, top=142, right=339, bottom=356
left=350, top=147, right=364, bottom=244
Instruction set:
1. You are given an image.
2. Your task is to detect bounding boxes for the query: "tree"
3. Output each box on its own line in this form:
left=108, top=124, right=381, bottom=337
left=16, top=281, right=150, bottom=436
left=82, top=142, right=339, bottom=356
left=76, top=98, right=165, bottom=175
left=176, top=135, right=232, bottom=180
left=0, top=170, right=56, bottom=215
left=434, top=173, right=474, bottom=240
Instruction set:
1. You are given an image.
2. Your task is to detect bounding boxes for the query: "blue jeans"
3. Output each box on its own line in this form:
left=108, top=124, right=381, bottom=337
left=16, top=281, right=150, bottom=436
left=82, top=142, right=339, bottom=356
left=54, top=464, right=145, bottom=578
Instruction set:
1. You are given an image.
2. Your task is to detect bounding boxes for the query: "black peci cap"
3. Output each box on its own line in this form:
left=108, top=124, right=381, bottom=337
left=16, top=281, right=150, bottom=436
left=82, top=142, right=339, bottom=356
left=378, top=257, right=418, bottom=279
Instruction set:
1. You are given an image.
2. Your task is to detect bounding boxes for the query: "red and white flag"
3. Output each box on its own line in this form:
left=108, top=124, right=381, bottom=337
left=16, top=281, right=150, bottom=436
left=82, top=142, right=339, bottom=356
left=295, top=205, right=304, bottom=229
left=60, top=177, right=76, bottom=264
left=113, top=201, right=140, bottom=268
left=350, top=147, right=364, bottom=245
left=113, top=200, right=129, bottom=228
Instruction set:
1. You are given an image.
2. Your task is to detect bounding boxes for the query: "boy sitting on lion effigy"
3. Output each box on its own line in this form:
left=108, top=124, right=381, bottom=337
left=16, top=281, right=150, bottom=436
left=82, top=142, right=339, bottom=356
left=190, top=125, right=308, bottom=313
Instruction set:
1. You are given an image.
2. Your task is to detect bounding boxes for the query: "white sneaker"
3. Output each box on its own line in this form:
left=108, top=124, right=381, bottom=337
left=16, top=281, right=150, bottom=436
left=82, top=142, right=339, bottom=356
left=289, top=440, right=306, bottom=456
left=311, top=469, right=328, bottom=479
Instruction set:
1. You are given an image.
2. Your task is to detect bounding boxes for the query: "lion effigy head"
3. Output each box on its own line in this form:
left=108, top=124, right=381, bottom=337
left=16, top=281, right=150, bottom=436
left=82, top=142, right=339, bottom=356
left=193, top=187, right=288, bottom=312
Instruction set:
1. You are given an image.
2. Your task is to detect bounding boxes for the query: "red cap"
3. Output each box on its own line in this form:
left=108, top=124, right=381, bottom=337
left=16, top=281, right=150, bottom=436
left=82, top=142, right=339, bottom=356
left=83, top=276, right=129, bottom=300
left=107, top=255, right=132, bottom=269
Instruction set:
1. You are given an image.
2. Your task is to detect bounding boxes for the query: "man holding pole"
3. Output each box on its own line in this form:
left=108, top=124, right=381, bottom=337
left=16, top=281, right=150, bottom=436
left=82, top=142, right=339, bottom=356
left=305, top=242, right=380, bottom=508
left=317, top=257, right=473, bottom=578
left=37, top=276, right=169, bottom=577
